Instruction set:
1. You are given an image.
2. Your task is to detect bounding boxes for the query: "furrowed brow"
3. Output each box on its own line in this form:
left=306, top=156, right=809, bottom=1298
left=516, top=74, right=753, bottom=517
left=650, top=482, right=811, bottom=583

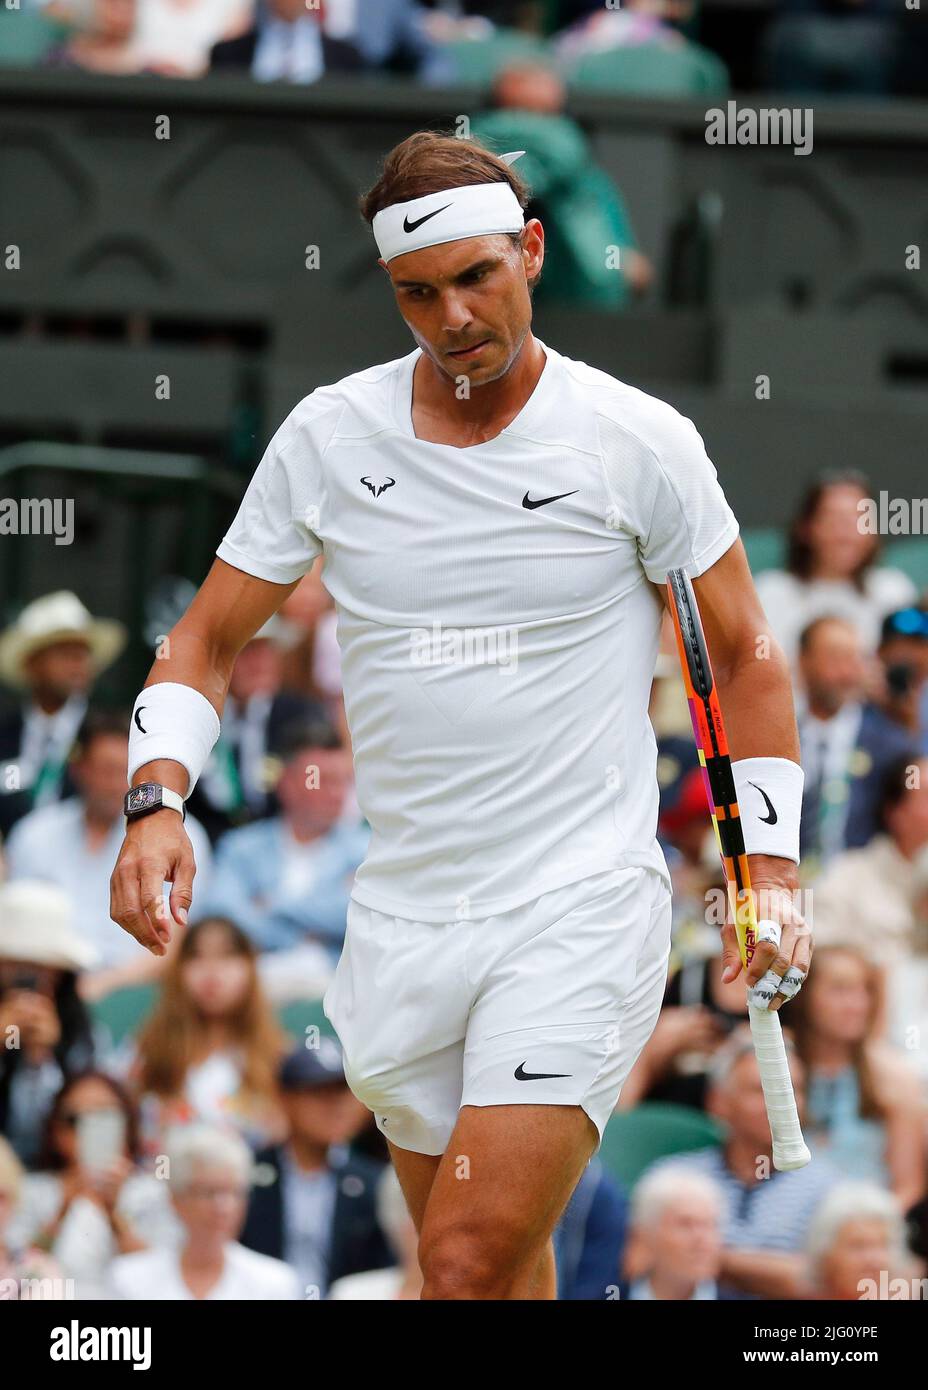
left=392, top=257, right=502, bottom=290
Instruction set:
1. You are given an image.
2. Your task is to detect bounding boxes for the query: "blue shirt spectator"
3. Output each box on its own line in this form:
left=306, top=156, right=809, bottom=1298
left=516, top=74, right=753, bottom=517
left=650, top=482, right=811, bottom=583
left=198, top=720, right=367, bottom=956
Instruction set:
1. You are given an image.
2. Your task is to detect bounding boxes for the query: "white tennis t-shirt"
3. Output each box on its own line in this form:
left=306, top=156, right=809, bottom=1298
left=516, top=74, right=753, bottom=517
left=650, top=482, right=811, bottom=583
left=216, top=340, right=740, bottom=921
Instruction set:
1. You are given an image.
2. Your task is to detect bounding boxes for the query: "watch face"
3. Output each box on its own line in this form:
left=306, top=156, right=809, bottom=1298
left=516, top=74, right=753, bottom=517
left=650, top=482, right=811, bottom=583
left=126, top=784, right=160, bottom=815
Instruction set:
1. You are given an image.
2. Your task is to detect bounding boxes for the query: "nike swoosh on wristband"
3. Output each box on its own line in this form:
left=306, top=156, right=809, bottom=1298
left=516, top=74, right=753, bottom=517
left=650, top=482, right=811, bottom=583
left=748, top=781, right=778, bottom=825
left=134, top=708, right=147, bottom=734
left=522, top=490, right=579, bottom=511
left=403, top=204, right=453, bottom=234
left=514, top=1063, right=572, bottom=1081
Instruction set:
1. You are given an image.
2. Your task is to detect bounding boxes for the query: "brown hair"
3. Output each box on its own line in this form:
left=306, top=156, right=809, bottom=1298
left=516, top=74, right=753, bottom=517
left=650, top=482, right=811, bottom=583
left=134, top=917, right=287, bottom=1106
left=785, top=471, right=879, bottom=591
left=787, top=945, right=885, bottom=1121
left=359, top=130, right=540, bottom=291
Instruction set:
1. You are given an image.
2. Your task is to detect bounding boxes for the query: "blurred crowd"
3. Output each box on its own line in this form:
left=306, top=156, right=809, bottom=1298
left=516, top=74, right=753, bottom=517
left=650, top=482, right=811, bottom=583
left=5, top=0, right=924, bottom=325
left=3, top=0, right=924, bottom=97
left=1, top=469, right=927, bottom=1300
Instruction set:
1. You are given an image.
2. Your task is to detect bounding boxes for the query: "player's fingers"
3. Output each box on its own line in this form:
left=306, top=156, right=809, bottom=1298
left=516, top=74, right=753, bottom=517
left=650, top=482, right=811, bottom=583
left=768, top=966, right=806, bottom=1012
left=719, top=917, right=743, bottom=983
left=769, top=926, right=812, bottom=1012
left=111, top=857, right=164, bottom=955
left=114, top=903, right=167, bottom=956
left=138, top=860, right=173, bottom=953
left=744, top=919, right=785, bottom=979
left=168, top=847, right=197, bottom=928
left=747, top=919, right=793, bottom=1009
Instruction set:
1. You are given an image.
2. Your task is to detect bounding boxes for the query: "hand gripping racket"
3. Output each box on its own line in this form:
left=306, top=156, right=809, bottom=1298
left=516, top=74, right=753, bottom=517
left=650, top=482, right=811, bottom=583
left=665, top=568, right=811, bottom=1171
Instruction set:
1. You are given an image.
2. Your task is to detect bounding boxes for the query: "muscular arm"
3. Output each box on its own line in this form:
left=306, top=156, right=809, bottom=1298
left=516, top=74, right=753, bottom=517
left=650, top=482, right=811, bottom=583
left=136, top=557, right=301, bottom=795
left=111, top=558, right=300, bottom=953
left=654, top=539, right=809, bottom=1004
left=655, top=539, right=799, bottom=765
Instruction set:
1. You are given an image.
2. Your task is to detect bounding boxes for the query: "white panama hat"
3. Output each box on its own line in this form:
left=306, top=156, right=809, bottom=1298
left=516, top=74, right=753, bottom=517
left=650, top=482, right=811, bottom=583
left=0, top=879, right=98, bottom=972
left=0, top=591, right=126, bottom=689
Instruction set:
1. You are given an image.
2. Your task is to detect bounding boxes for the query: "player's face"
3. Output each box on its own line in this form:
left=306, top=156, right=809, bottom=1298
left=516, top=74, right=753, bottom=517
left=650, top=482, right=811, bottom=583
left=383, top=223, right=544, bottom=389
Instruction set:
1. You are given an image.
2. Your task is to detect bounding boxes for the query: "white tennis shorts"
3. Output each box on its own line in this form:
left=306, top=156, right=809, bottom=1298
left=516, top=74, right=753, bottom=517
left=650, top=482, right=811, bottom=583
left=323, top=865, right=672, bottom=1156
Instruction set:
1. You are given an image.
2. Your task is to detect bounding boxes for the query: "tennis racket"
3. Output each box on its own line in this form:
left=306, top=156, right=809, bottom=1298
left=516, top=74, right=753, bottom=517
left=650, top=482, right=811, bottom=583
left=665, top=568, right=811, bottom=1171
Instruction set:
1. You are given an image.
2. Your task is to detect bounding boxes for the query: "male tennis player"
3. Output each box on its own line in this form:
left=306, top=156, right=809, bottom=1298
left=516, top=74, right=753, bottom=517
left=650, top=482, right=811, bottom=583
left=110, top=133, right=810, bottom=1300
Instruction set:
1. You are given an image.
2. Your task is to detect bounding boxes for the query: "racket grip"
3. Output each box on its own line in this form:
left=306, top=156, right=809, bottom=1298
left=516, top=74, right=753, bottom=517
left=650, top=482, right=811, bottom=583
left=747, top=1004, right=812, bottom=1171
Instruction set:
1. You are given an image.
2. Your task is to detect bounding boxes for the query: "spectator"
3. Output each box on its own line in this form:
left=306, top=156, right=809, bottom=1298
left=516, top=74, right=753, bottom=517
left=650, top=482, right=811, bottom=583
left=209, top=0, right=364, bottom=81
left=805, top=1183, right=919, bottom=1300
left=134, top=0, right=253, bottom=76
left=0, top=881, right=96, bottom=1167
left=189, top=617, right=328, bottom=843
left=796, top=616, right=914, bottom=869
left=624, top=1165, right=727, bottom=1300
left=0, top=1136, right=63, bottom=1299
left=470, top=66, right=653, bottom=311
left=5, top=1070, right=178, bottom=1299
left=0, top=591, right=126, bottom=838
left=276, top=563, right=352, bottom=751
left=240, top=1041, right=393, bottom=1298
left=788, top=946, right=925, bottom=1209
left=554, top=0, right=699, bottom=63
left=109, top=1124, right=300, bottom=1298
left=812, top=754, right=928, bottom=978
left=755, top=473, right=917, bottom=674
left=876, top=607, right=928, bottom=748
left=621, top=766, right=740, bottom=1112
left=328, top=1164, right=421, bottom=1300
left=199, top=721, right=367, bottom=995
left=4, top=710, right=213, bottom=999
left=554, top=1, right=727, bottom=97
left=43, top=0, right=141, bottom=72
left=131, top=917, right=289, bottom=1153
left=643, top=1028, right=840, bottom=1299
left=345, top=0, right=456, bottom=85
left=553, top=1157, right=628, bottom=1300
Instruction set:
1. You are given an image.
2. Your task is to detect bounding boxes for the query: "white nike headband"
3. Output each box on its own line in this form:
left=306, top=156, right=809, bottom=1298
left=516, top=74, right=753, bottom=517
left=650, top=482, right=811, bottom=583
left=372, top=151, right=527, bottom=264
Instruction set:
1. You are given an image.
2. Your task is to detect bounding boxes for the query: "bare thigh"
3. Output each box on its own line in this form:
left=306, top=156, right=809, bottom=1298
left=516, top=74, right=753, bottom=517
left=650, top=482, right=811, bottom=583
left=387, top=1140, right=442, bottom=1232
left=417, top=1102, right=597, bottom=1300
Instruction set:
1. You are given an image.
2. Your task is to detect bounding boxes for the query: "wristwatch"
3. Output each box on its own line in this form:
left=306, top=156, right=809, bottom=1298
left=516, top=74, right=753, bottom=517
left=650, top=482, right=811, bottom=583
left=124, top=782, right=186, bottom=823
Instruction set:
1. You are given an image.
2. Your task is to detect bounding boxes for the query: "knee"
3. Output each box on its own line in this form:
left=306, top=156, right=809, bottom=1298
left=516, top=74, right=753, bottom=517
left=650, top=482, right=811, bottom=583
left=418, top=1223, right=518, bottom=1301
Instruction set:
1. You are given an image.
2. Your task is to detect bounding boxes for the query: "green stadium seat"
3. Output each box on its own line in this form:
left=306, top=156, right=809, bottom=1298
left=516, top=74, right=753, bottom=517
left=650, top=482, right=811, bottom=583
left=566, top=41, right=729, bottom=98
left=440, top=29, right=552, bottom=85
left=598, top=1102, right=723, bottom=1188
left=742, top=527, right=786, bottom=575
left=0, top=8, right=65, bottom=66
left=884, top=538, right=928, bottom=593
left=277, top=997, right=338, bottom=1048
left=89, top=984, right=158, bottom=1048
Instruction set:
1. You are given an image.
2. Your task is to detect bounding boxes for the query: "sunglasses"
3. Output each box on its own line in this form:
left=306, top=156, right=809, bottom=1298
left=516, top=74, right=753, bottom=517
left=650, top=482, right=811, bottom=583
left=883, top=608, right=928, bottom=641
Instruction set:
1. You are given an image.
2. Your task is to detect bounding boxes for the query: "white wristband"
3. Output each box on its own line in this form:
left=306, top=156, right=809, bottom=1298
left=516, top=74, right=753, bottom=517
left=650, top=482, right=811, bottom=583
left=732, top=757, right=804, bottom=864
left=128, top=682, right=221, bottom=799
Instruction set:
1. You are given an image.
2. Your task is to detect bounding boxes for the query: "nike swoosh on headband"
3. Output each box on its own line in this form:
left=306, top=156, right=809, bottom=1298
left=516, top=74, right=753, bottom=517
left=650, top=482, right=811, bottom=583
left=403, top=204, right=453, bottom=234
